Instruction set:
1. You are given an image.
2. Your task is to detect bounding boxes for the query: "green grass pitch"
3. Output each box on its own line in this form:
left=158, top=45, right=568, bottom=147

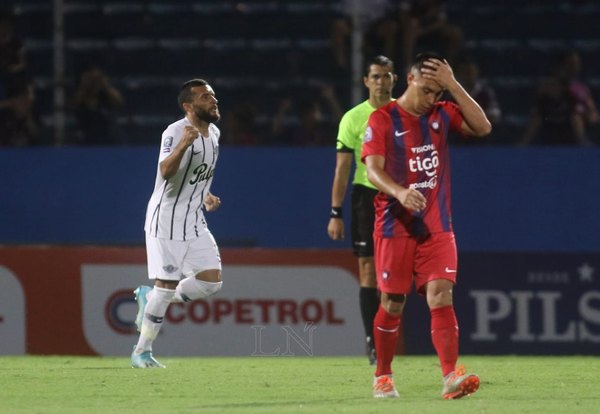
left=1, top=355, right=598, bottom=413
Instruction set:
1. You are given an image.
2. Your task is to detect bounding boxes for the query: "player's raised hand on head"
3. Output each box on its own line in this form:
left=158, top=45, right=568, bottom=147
left=203, top=193, right=221, bottom=212
left=421, top=58, right=455, bottom=89
left=397, top=187, right=427, bottom=213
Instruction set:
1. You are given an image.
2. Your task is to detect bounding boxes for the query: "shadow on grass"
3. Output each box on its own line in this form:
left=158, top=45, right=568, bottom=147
left=197, top=397, right=369, bottom=409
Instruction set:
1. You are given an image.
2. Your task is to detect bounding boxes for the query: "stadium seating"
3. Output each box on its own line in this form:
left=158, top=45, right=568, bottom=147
left=11, top=0, right=600, bottom=145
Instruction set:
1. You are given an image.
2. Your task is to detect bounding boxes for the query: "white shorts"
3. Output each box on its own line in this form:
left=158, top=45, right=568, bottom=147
left=145, top=227, right=222, bottom=281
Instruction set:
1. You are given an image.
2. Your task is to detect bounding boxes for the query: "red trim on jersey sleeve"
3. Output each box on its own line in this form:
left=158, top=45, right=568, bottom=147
left=361, top=109, right=391, bottom=163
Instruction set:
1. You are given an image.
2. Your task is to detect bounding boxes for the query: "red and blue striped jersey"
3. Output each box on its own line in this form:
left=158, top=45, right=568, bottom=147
left=361, top=100, right=463, bottom=239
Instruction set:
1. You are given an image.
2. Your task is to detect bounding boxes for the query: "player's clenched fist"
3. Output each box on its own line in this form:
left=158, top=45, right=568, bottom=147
left=397, top=187, right=427, bottom=212
left=180, top=126, right=199, bottom=148
left=203, top=193, right=221, bottom=212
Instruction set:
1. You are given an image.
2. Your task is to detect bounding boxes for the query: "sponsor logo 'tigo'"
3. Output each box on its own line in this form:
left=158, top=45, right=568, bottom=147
left=409, top=150, right=439, bottom=177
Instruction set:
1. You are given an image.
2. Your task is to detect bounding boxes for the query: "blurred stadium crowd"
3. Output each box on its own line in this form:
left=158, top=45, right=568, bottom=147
left=1, top=0, right=599, bottom=147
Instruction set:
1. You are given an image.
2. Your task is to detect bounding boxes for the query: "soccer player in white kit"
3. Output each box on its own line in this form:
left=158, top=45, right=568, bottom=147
left=131, top=79, right=224, bottom=368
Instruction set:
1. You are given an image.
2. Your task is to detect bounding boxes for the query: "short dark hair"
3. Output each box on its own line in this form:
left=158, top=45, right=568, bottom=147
left=364, top=55, right=394, bottom=76
left=178, top=78, right=208, bottom=109
left=411, top=52, right=445, bottom=74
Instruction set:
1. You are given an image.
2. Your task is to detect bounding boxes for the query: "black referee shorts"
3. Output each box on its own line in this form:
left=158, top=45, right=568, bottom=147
left=351, top=184, right=378, bottom=258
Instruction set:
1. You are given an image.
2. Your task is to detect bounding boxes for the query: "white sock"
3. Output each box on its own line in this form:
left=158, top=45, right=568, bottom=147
left=172, top=277, right=223, bottom=303
left=135, top=287, right=174, bottom=353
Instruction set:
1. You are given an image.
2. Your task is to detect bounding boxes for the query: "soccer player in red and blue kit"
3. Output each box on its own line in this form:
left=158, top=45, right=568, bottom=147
left=362, top=52, right=492, bottom=399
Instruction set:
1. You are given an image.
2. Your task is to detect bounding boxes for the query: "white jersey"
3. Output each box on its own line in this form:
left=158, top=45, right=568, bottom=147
left=144, top=117, right=220, bottom=241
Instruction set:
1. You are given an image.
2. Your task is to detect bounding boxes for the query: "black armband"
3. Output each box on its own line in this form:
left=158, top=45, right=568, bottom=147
left=330, top=207, right=343, bottom=219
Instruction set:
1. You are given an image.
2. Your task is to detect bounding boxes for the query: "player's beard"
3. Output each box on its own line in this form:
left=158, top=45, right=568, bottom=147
left=195, top=107, right=220, bottom=123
